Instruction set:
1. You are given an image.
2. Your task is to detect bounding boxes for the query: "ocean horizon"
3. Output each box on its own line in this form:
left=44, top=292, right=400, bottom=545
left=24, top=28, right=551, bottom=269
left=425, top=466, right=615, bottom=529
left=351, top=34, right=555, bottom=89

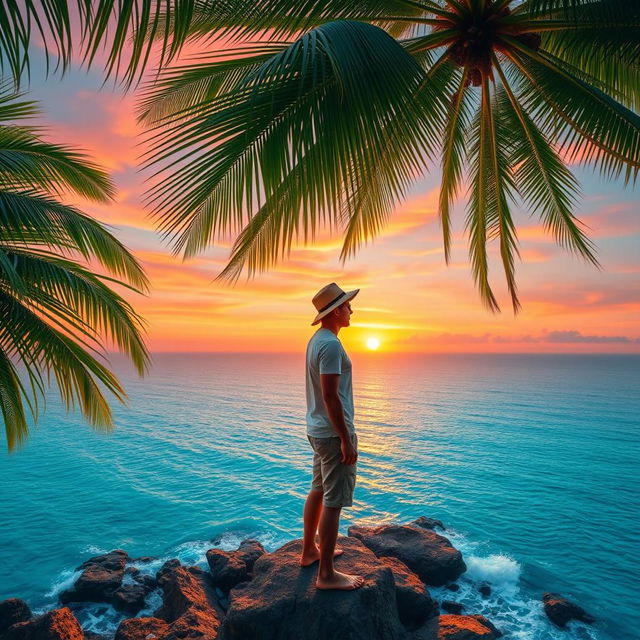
left=2, top=352, right=638, bottom=639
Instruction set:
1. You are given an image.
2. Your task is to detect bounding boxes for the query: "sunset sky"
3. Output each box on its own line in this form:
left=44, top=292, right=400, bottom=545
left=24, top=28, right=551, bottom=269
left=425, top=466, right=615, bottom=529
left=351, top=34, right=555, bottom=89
left=23, top=50, right=640, bottom=355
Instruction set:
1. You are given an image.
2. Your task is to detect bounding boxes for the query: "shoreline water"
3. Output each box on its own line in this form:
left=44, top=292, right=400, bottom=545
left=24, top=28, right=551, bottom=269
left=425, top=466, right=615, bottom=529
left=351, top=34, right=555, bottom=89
left=3, top=353, right=638, bottom=638
left=4, top=517, right=598, bottom=640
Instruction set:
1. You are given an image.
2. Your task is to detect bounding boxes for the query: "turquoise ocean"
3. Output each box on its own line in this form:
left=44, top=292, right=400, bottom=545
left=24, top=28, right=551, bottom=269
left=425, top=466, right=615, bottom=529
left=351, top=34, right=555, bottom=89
left=1, top=353, right=638, bottom=639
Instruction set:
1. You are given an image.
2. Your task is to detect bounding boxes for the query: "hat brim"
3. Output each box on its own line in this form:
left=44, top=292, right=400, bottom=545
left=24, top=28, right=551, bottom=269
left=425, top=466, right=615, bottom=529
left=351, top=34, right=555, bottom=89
left=311, top=289, right=359, bottom=326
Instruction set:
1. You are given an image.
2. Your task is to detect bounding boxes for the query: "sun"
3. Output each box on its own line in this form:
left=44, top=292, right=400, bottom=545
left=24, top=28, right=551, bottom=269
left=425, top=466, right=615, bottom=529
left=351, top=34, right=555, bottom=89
left=366, top=337, right=380, bottom=351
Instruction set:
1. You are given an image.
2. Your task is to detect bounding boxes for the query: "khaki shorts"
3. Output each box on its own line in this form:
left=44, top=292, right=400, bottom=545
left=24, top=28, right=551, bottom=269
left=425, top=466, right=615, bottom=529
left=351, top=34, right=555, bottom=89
left=307, top=432, right=358, bottom=508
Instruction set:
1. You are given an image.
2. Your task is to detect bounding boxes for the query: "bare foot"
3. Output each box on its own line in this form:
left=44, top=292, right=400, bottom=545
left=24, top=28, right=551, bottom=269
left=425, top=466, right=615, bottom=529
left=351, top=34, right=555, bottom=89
left=300, top=546, right=344, bottom=567
left=316, top=570, right=364, bottom=590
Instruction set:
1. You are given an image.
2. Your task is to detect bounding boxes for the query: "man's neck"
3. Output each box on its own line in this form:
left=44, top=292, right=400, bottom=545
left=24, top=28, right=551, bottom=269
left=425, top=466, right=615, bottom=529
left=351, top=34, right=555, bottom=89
left=320, top=322, right=340, bottom=336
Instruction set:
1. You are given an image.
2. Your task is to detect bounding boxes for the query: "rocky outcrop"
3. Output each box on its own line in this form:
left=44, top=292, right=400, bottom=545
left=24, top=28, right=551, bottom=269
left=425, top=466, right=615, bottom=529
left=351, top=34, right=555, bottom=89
left=114, top=559, right=224, bottom=640
left=4, top=516, right=597, bottom=640
left=348, top=522, right=466, bottom=586
left=542, top=592, right=595, bottom=628
left=124, top=566, right=157, bottom=590
left=206, top=539, right=265, bottom=593
left=2, top=607, right=83, bottom=640
left=379, top=556, right=439, bottom=629
left=111, top=582, right=152, bottom=614
left=60, top=550, right=128, bottom=604
left=218, top=537, right=407, bottom=640
left=478, top=583, right=491, bottom=598
left=414, top=615, right=502, bottom=640
left=441, top=601, right=464, bottom=614
left=410, top=517, right=446, bottom=531
left=115, top=559, right=224, bottom=640
left=115, top=617, right=169, bottom=640
left=0, top=599, right=32, bottom=635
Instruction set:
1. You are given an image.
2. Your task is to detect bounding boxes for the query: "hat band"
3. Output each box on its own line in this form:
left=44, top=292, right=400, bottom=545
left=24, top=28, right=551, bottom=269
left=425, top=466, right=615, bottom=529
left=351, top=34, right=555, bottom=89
left=317, top=292, right=346, bottom=314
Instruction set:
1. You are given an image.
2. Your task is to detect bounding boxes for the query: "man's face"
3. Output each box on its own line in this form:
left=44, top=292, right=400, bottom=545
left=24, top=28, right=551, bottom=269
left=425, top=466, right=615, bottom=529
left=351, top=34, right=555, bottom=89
left=336, top=301, right=353, bottom=327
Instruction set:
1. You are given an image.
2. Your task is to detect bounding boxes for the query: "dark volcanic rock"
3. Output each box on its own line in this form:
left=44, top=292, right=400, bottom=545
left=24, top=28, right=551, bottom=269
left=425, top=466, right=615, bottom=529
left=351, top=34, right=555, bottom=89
left=111, top=582, right=152, bottom=614
left=0, top=599, right=32, bottom=634
left=84, top=632, right=110, bottom=640
left=115, top=617, right=169, bottom=640
left=3, top=607, right=83, bottom=640
left=478, top=583, right=491, bottom=598
left=445, top=584, right=460, bottom=592
left=236, top=539, right=266, bottom=573
left=410, top=517, right=446, bottom=531
left=348, top=523, right=466, bottom=586
left=124, top=567, right=156, bottom=590
left=206, top=550, right=247, bottom=592
left=154, top=560, right=224, bottom=638
left=218, top=536, right=406, bottom=640
left=60, top=550, right=128, bottom=604
left=441, top=601, right=464, bottom=614
left=379, top=556, right=438, bottom=629
left=542, top=592, right=595, bottom=628
left=206, top=539, right=266, bottom=592
left=414, top=615, right=502, bottom=639
left=130, top=556, right=157, bottom=563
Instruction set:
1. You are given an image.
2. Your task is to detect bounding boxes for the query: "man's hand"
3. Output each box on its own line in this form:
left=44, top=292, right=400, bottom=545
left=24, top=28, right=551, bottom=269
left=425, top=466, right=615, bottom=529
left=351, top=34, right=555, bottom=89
left=341, top=438, right=358, bottom=465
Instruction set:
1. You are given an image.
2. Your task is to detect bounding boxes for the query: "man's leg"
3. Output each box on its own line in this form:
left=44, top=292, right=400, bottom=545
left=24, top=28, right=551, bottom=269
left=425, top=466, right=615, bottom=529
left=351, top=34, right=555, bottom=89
left=301, top=490, right=345, bottom=566
left=316, top=505, right=363, bottom=590
left=301, top=489, right=323, bottom=565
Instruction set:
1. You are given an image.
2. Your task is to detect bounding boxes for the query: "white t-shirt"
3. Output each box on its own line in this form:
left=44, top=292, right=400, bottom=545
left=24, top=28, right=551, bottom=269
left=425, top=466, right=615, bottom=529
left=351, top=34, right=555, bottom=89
left=305, top=328, right=355, bottom=438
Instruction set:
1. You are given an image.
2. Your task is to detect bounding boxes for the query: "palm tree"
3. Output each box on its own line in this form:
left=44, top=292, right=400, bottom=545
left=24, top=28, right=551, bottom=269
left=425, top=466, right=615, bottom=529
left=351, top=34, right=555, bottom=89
left=0, top=85, right=149, bottom=452
left=134, top=0, right=640, bottom=311
left=0, top=0, right=200, bottom=88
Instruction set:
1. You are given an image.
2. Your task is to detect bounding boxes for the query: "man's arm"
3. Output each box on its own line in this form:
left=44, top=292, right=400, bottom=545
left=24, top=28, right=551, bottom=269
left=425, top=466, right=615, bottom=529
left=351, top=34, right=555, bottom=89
left=320, top=373, right=358, bottom=465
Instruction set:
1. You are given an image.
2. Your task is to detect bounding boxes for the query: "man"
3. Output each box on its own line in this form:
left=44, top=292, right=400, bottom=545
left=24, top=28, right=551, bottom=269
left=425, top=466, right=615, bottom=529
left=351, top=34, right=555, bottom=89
left=300, top=282, right=364, bottom=591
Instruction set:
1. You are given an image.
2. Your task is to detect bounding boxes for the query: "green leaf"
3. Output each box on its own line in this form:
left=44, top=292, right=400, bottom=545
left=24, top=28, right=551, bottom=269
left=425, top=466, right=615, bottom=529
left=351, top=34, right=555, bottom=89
left=465, top=83, right=500, bottom=313
left=142, top=20, right=440, bottom=276
left=0, top=190, right=149, bottom=291
left=494, top=60, right=598, bottom=266
left=505, top=38, right=640, bottom=183
left=439, top=70, right=474, bottom=263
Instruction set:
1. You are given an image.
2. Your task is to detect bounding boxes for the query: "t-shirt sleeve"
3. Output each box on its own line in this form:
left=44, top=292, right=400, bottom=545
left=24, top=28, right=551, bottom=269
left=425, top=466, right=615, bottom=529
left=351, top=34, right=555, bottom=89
left=318, top=340, right=343, bottom=375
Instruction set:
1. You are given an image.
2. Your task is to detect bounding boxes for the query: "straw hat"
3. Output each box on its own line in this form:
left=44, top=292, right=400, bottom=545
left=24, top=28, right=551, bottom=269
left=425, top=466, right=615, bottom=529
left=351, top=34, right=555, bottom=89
left=311, top=282, right=359, bottom=326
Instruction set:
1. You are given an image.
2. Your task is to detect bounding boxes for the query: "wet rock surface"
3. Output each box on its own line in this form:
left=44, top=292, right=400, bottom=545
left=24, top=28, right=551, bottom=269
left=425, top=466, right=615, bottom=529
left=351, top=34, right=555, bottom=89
left=379, top=556, right=439, bottom=629
left=115, top=616, right=169, bottom=640
left=206, top=539, right=265, bottom=593
left=111, top=582, right=153, bottom=615
left=542, top=592, right=595, bottom=627
left=60, top=550, right=129, bottom=605
left=348, top=522, right=466, bottom=586
left=2, top=607, right=84, bottom=640
left=410, top=517, right=446, bottom=531
left=218, top=536, right=406, bottom=640
left=412, top=614, right=502, bottom=640
left=0, top=599, right=32, bottom=635
left=441, top=601, right=464, bottom=614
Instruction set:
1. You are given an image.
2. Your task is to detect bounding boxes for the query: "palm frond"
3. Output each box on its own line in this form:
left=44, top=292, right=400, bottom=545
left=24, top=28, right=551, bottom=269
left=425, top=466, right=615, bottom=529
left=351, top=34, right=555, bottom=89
left=505, top=39, right=640, bottom=184
left=483, top=76, right=520, bottom=312
left=0, top=290, right=124, bottom=423
left=0, top=190, right=149, bottom=291
left=136, top=45, right=289, bottom=125
left=495, top=59, right=598, bottom=266
left=142, top=20, right=436, bottom=273
left=0, top=0, right=205, bottom=87
left=162, top=0, right=438, bottom=45
left=2, top=246, right=149, bottom=374
left=439, top=69, right=474, bottom=263
left=0, top=348, right=29, bottom=452
left=339, top=53, right=460, bottom=261
left=466, top=84, right=500, bottom=313
left=0, top=125, right=115, bottom=201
